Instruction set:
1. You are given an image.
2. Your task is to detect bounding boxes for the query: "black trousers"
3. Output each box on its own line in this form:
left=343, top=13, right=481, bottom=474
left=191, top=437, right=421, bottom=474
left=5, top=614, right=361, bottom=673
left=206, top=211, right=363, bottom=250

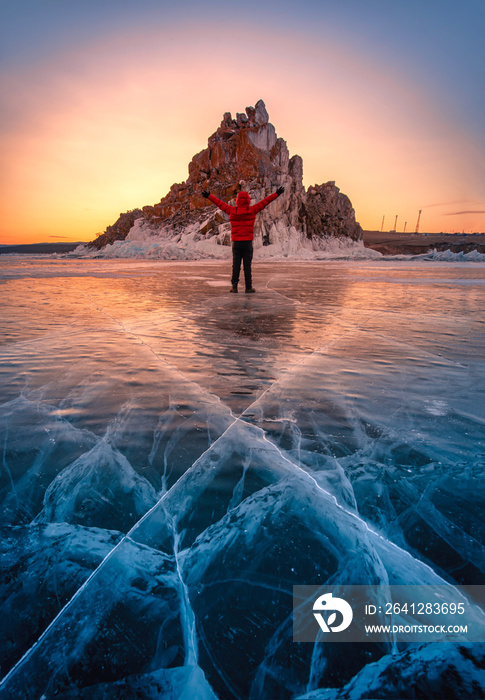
left=231, top=240, right=253, bottom=289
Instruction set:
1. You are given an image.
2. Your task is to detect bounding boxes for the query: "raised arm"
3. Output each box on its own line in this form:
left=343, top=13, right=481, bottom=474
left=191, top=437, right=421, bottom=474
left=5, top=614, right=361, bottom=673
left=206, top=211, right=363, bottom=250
left=202, top=190, right=232, bottom=215
left=252, top=186, right=284, bottom=214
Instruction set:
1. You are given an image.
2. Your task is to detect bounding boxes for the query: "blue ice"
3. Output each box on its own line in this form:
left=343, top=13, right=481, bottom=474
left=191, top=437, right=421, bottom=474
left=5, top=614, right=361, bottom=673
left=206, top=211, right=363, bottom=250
left=0, top=258, right=484, bottom=699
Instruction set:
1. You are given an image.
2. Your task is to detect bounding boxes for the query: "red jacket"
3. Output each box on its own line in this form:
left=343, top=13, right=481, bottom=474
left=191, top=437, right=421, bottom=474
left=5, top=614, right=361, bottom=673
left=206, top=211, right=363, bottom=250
left=208, top=191, right=278, bottom=241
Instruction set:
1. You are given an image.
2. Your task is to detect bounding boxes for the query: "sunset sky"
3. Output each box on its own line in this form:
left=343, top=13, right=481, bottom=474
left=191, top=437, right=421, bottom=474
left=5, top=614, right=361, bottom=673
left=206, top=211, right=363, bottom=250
left=1, top=0, right=484, bottom=243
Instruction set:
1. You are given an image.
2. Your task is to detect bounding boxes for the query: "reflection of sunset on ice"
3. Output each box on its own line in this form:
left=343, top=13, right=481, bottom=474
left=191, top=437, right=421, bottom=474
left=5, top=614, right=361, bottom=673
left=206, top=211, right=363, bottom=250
left=1, top=256, right=484, bottom=697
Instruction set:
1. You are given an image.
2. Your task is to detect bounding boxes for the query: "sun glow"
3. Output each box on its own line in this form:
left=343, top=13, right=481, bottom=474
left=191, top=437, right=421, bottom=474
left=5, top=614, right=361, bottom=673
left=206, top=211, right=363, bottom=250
left=1, top=22, right=484, bottom=244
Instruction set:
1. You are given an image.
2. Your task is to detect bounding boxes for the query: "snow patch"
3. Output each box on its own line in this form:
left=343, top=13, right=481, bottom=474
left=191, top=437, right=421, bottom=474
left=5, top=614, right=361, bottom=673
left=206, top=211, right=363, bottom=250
left=421, top=248, right=485, bottom=262
left=72, top=218, right=381, bottom=262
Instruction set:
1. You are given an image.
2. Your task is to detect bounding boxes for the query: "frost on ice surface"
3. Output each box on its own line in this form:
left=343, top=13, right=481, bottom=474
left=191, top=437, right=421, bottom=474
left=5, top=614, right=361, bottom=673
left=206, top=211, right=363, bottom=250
left=0, top=522, right=123, bottom=676
left=296, top=643, right=485, bottom=699
left=57, top=666, right=219, bottom=699
left=0, top=258, right=484, bottom=698
left=34, top=440, right=159, bottom=531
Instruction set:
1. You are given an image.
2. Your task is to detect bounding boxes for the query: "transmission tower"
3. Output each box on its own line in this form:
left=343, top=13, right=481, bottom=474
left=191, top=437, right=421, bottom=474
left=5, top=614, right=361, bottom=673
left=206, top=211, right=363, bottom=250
left=415, top=210, right=422, bottom=234
left=393, top=215, right=398, bottom=231
left=381, top=215, right=385, bottom=232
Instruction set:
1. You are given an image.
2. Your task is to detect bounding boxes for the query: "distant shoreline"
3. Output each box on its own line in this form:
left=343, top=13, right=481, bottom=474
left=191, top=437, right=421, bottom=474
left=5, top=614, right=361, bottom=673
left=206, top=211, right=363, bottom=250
left=363, top=230, right=485, bottom=256
left=0, top=243, right=84, bottom=255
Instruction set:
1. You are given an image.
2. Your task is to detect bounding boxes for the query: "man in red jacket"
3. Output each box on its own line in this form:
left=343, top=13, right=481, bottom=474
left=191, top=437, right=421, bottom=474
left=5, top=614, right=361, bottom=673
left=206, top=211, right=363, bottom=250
left=202, top=186, right=284, bottom=293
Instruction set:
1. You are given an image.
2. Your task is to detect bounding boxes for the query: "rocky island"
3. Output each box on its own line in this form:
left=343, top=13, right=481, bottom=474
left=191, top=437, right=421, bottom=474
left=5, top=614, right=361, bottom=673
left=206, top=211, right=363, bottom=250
left=87, top=100, right=362, bottom=253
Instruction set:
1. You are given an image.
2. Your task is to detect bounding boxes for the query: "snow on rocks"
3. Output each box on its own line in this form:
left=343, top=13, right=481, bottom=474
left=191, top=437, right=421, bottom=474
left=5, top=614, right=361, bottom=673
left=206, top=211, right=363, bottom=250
left=83, top=99, right=363, bottom=257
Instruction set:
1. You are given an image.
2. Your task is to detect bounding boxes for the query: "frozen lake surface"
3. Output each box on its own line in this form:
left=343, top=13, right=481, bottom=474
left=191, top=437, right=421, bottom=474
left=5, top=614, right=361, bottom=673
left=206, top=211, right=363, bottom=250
left=1, top=257, right=484, bottom=698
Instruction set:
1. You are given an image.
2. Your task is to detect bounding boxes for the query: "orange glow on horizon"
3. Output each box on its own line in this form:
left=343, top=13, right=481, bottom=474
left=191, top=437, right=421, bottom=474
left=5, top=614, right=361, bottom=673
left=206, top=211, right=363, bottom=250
left=1, top=23, right=484, bottom=244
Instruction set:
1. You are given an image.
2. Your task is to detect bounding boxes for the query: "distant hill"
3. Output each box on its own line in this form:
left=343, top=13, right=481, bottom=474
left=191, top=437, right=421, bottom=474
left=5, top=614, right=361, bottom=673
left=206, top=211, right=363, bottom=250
left=0, top=243, right=84, bottom=255
left=363, top=230, right=485, bottom=255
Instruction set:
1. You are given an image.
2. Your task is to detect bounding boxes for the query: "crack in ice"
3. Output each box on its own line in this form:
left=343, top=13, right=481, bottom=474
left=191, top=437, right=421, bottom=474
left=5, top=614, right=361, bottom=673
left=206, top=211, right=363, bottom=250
left=1, top=287, right=472, bottom=691
left=2, top=305, right=389, bottom=686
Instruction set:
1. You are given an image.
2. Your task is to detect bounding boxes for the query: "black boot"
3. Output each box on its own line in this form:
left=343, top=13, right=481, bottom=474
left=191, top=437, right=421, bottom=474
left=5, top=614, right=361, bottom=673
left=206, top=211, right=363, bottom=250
left=245, top=287, right=255, bottom=293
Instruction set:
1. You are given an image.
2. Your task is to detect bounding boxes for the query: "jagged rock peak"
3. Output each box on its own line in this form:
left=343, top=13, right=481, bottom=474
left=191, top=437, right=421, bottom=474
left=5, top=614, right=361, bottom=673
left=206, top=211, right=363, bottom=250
left=144, top=100, right=294, bottom=227
left=87, top=100, right=362, bottom=249
left=223, top=99, right=269, bottom=129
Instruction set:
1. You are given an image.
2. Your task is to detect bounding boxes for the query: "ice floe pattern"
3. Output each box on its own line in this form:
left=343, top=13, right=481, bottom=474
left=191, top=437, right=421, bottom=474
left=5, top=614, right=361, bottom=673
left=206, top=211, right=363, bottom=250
left=0, top=258, right=485, bottom=698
